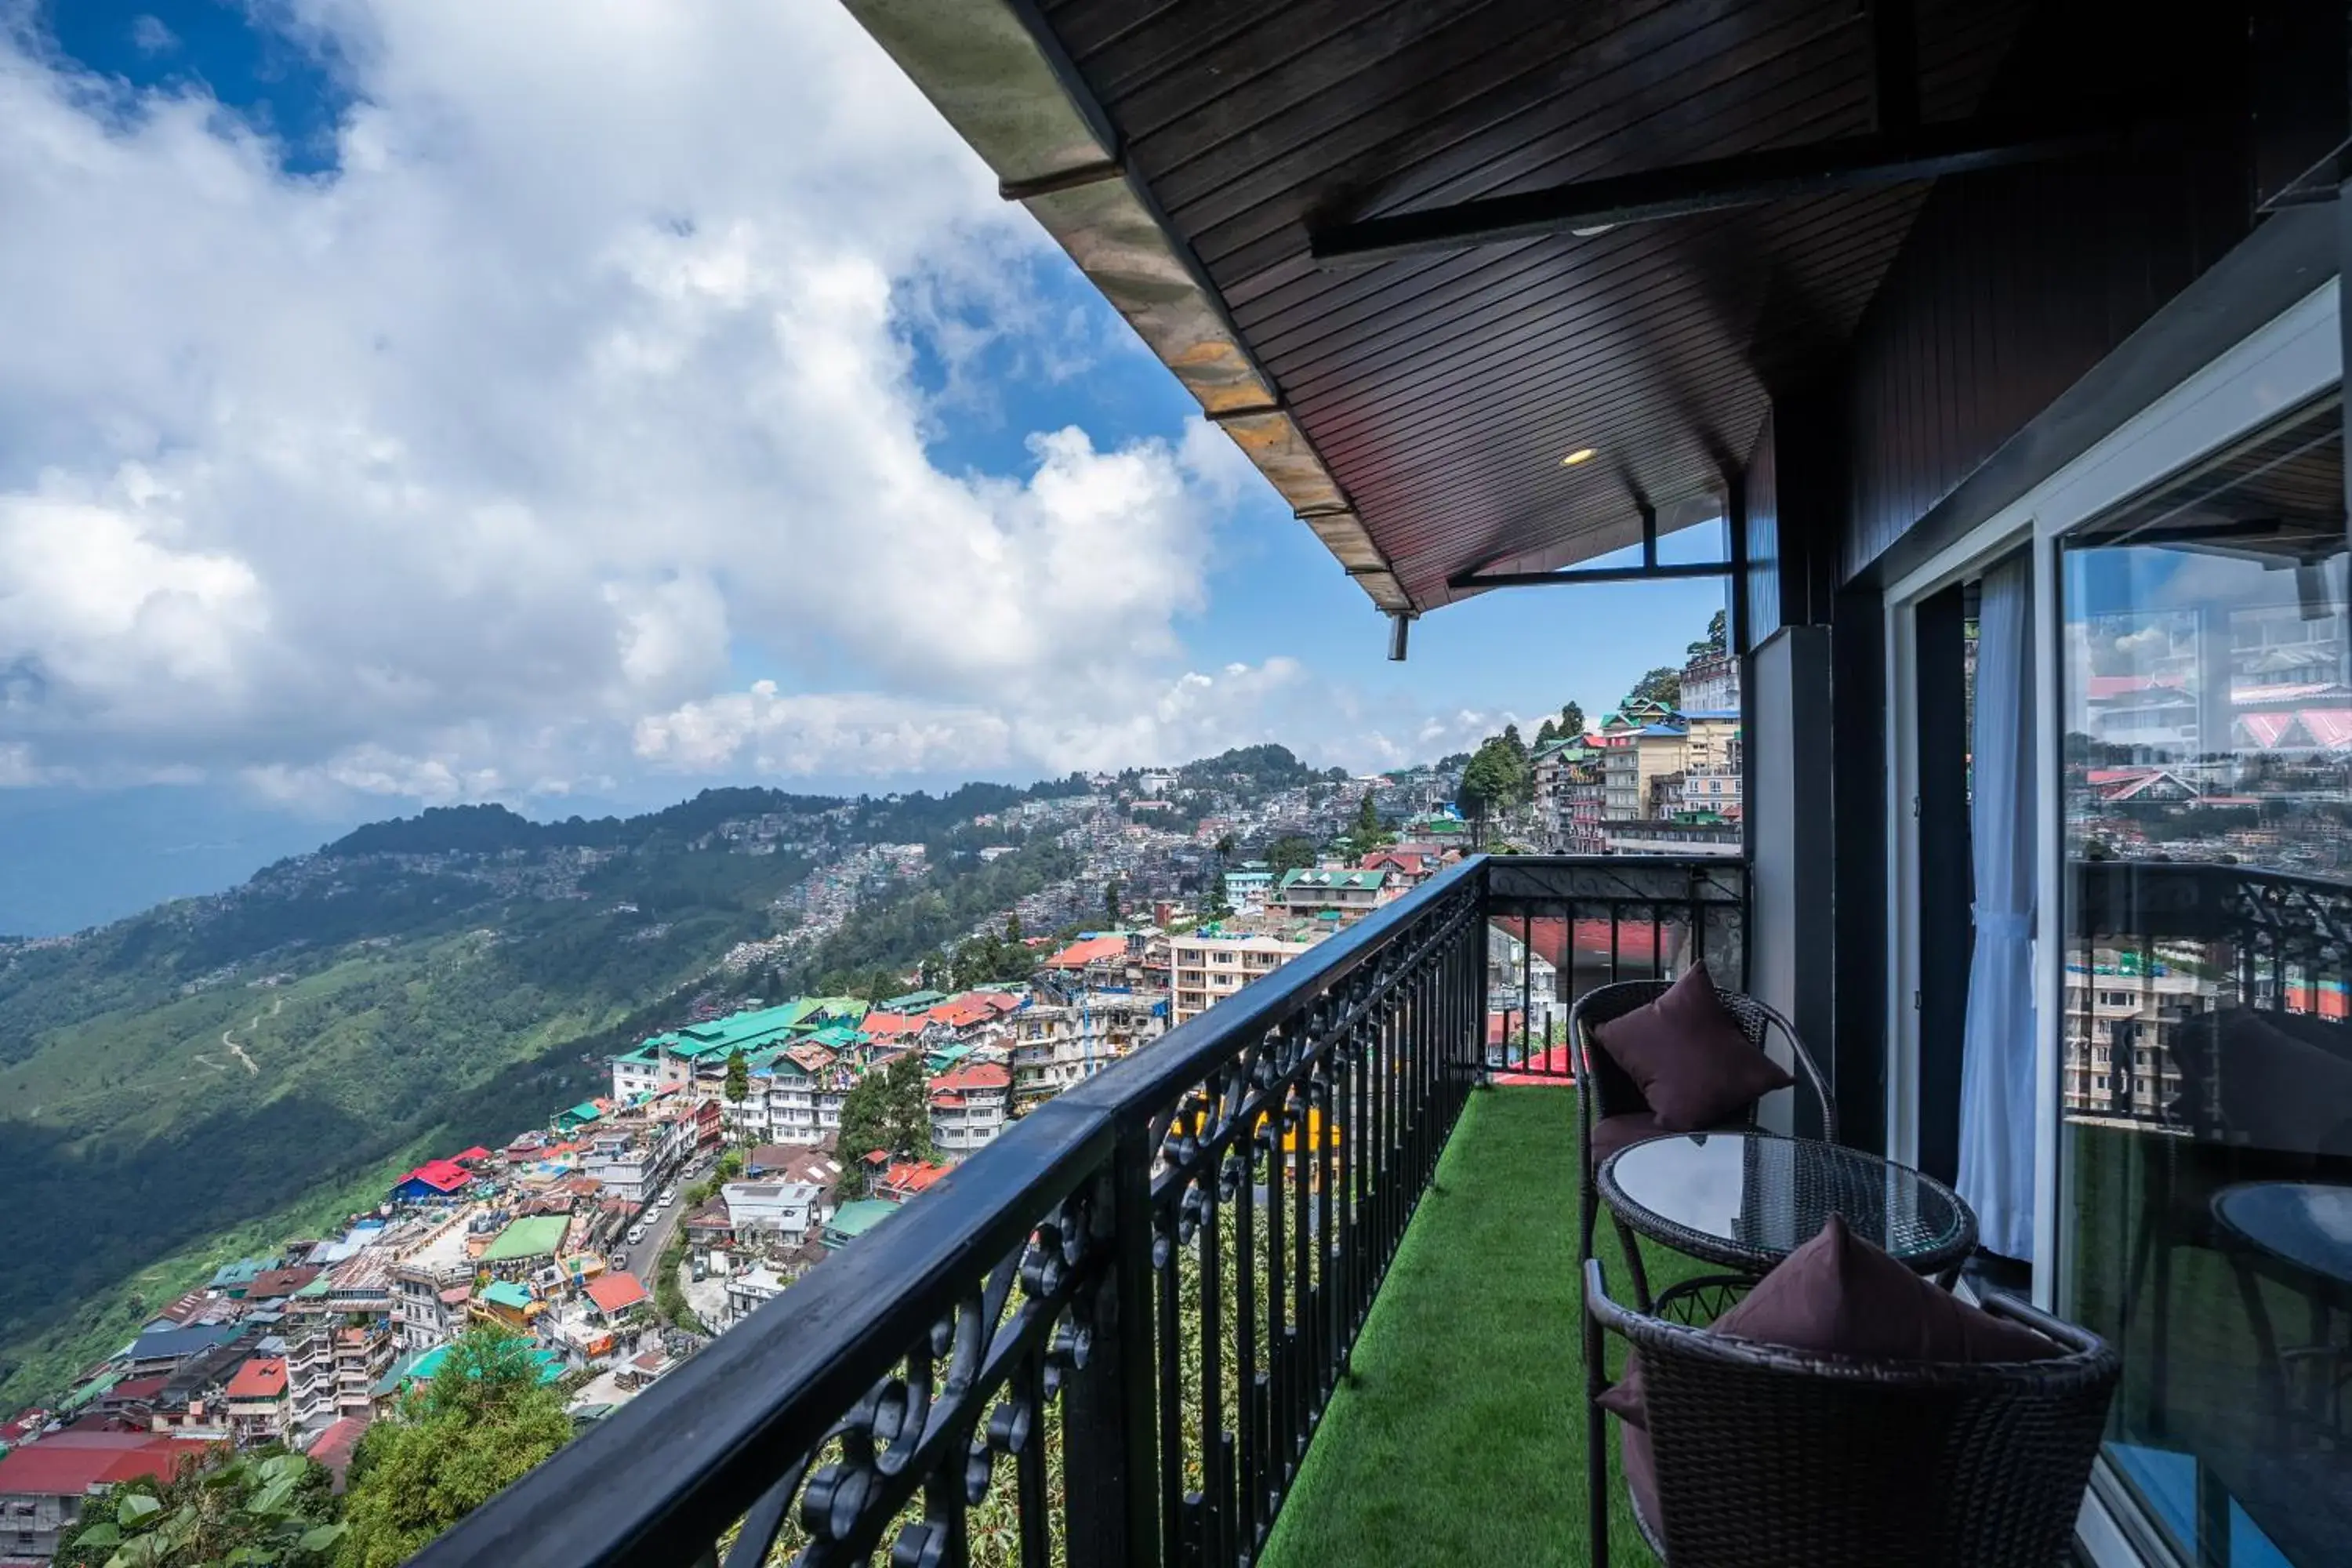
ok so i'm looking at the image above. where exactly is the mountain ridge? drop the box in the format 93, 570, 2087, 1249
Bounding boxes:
0, 745, 1340, 1407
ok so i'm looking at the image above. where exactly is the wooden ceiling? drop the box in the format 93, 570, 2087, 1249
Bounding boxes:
1036, 0, 2031, 610
850, 0, 2041, 614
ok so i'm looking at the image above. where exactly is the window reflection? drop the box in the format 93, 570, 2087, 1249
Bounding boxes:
2058, 400, 2352, 1568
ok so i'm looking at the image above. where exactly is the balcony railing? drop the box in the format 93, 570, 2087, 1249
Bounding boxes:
2067, 858, 2352, 1127
414, 854, 1744, 1568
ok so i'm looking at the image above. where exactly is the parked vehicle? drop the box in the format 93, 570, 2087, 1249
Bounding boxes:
626, 1223, 647, 1245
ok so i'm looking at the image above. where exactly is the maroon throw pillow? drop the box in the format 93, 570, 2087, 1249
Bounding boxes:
1592, 964, 1791, 1131
1598, 1214, 2056, 1429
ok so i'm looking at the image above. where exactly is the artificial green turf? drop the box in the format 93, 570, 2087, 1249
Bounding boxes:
1258, 1083, 1698, 1568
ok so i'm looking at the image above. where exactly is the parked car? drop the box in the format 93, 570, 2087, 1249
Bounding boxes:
626, 1223, 648, 1245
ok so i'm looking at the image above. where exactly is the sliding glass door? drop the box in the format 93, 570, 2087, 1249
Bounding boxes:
2054, 398, 2352, 1567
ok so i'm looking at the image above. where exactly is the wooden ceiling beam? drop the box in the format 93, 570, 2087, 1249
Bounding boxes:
1308, 117, 2136, 267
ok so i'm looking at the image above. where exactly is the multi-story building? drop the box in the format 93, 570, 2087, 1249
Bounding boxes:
2060, 953, 2209, 1118
1561, 753, 1606, 853
281, 1329, 334, 1441
929, 1062, 1013, 1156
1273, 867, 1394, 924
332, 1323, 395, 1424
1168, 931, 1322, 1026
1011, 993, 1167, 1107
1598, 818, 1742, 856
389, 1213, 477, 1353
1222, 862, 1275, 910
580, 1134, 658, 1204
1601, 721, 1705, 827
1682, 764, 1743, 816
221, 1356, 288, 1448
735, 1044, 854, 1147
1681, 648, 1739, 714
720, 1181, 829, 1245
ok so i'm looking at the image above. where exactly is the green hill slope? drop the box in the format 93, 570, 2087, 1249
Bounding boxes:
0, 792, 855, 1406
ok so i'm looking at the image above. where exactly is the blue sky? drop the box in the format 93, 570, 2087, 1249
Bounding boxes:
0, 1, 1725, 927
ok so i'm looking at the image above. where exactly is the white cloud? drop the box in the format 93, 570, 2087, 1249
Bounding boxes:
128, 15, 176, 55
0, 2, 1472, 805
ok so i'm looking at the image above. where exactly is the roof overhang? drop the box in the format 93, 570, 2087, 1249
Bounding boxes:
845, 0, 1410, 612
848, 0, 2053, 617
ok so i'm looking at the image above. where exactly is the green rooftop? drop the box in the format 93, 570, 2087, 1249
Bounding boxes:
636, 1000, 831, 1062
822, 1200, 899, 1248
881, 989, 948, 1011
481, 1280, 535, 1310
482, 1215, 570, 1262
57, 1370, 125, 1414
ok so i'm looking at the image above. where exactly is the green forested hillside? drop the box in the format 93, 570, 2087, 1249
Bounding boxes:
0, 796, 845, 1407
0, 761, 1290, 1409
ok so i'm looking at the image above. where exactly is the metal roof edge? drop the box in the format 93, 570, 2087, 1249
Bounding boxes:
840, 0, 1410, 615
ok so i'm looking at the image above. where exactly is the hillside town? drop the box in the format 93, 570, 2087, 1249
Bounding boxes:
0, 637, 1755, 1563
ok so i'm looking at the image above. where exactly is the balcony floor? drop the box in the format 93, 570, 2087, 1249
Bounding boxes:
1260, 1083, 1701, 1568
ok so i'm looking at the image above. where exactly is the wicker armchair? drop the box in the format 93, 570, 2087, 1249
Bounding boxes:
1585, 1258, 2121, 1566
1570, 978, 1835, 1308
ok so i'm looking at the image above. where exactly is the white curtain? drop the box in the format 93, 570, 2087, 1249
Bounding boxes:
1958, 557, 2037, 1261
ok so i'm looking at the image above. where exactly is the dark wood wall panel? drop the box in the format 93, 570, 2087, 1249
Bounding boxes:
1836, 1, 2254, 583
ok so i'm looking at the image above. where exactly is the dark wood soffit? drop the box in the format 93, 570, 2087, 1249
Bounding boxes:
1040, 0, 2029, 611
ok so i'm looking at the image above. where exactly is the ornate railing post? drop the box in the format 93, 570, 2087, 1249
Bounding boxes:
1061, 1122, 1161, 1568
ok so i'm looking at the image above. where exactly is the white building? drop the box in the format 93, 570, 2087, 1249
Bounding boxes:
1167, 931, 1322, 1026
720, 1181, 829, 1243
388, 1213, 477, 1353
1011, 993, 1166, 1106
724, 1263, 790, 1330
581, 1135, 657, 1204
929, 1062, 1013, 1155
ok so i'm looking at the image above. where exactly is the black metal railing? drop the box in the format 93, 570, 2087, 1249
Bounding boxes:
2067, 858, 2352, 1127
1482, 856, 1748, 1080
411, 855, 1741, 1568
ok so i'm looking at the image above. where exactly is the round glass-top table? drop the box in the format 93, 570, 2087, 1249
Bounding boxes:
1598, 1131, 1977, 1282
2212, 1182, 2352, 1294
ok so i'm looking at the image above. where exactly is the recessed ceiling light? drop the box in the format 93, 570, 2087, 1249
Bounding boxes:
1561, 448, 1596, 466
1570, 223, 1617, 237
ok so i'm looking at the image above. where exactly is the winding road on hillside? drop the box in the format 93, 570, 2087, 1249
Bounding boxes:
213, 994, 283, 1076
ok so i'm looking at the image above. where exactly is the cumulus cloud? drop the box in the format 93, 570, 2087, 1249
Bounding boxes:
0, 2, 1462, 804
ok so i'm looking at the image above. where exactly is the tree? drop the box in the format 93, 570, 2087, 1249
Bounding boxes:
1102, 880, 1122, 926
1347, 791, 1392, 859
336, 1327, 572, 1567
723, 1050, 750, 1105
837, 1052, 935, 1167
1623, 666, 1681, 713
57, 1449, 343, 1568
1264, 835, 1319, 877
1214, 833, 1236, 861
1534, 717, 1559, 746
1004, 913, 1022, 943
1457, 745, 1516, 827
1559, 700, 1585, 739
1687, 608, 1727, 659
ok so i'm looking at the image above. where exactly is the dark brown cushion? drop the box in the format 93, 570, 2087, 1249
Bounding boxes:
1620, 1419, 1661, 1541
1598, 1214, 2056, 1429
2209, 1008, 2352, 1156
1592, 964, 1791, 1131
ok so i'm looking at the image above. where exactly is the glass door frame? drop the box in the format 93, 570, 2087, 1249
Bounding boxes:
1882, 278, 2341, 1566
